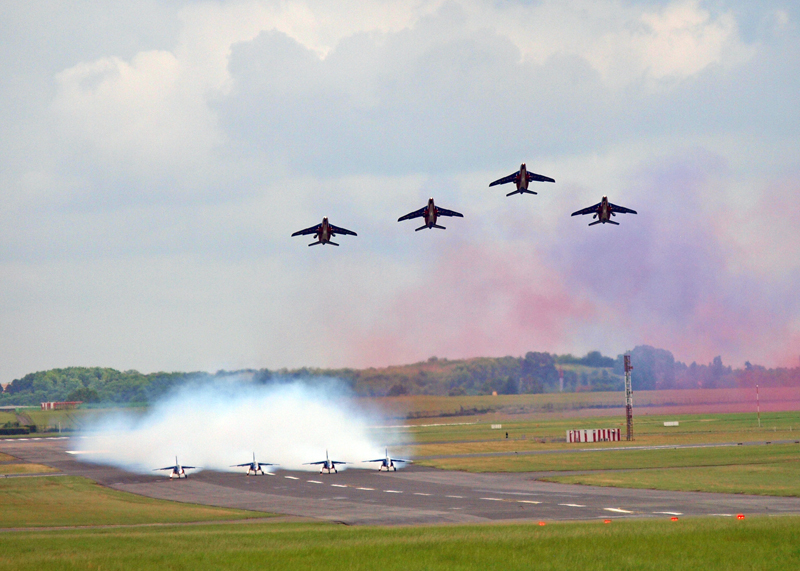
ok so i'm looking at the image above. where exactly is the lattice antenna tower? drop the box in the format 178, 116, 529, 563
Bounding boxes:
624, 354, 633, 441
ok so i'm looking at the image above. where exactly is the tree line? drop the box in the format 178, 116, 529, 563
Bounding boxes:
1, 346, 797, 406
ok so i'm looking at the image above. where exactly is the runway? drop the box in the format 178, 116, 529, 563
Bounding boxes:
3, 437, 800, 526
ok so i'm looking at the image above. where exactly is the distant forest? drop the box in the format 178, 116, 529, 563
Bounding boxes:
1, 345, 798, 406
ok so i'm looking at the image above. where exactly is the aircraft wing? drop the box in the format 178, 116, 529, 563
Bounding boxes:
489, 172, 517, 187
609, 202, 637, 215
231, 463, 252, 467
571, 202, 601, 216
181, 466, 196, 470
362, 458, 385, 463
436, 207, 463, 218
303, 461, 327, 465
329, 224, 357, 236
291, 223, 321, 237
398, 206, 426, 222
154, 466, 178, 471
527, 171, 555, 183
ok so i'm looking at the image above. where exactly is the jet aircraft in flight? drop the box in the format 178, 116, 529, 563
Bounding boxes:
489, 163, 555, 196
571, 196, 637, 226
398, 198, 463, 231
291, 217, 357, 246
362, 448, 411, 472
154, 457, 196, 479
304, 450, 347, 474
231, 453, 276, 476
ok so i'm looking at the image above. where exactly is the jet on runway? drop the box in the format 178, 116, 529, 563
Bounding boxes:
489, 163, 555, 196
363, 448, 411, 472
398, 198, 463, 231
571, 195, 637, 226
231, 453, 276, 476
154, 457, 196, 479
291, 217, 357, 246
304, 450, 347, 474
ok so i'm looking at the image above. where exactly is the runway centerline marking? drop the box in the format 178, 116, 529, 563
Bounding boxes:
307, 480, 324, 484
559, 503, 586, 507
654, 511, 683, 516
413, 493, 431, 496
356, 487, 374, 491
604, 508, 633, 514
711, 513, 733, 517
446, 495, 464, 499
330, 484, 348, 488
384, 490, 402, 493
517, 500, 542, 504
284, 476, 299, 480
480, 497, 504, 501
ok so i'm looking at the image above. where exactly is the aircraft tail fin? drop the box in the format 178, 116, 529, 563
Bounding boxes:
588, 220, 602, 227
506, 189, 521, 197
415, 224, 428, 231
328, 241, 340, 246
433, 224, 446, 230
606, 220, 619, 225
308, 241, 321, 246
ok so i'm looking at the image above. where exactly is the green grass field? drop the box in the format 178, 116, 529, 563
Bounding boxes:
0, 451, 15, 461
0, 517, 798, 570
0, 476, 270, 528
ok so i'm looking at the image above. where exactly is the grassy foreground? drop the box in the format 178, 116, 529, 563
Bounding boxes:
0, 476, 269, 528
1, 517, 798, 570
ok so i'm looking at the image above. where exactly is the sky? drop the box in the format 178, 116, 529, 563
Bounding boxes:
1, 0, 799, 382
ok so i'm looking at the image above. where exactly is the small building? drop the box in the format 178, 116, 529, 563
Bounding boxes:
566, 428, 621, 443
41, 401, 82, 411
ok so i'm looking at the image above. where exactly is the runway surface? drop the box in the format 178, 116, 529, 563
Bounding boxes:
3, 437, 800, 526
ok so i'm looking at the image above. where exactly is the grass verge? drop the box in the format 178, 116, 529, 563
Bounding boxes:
542, 460, 800, 496
417, 443, 800, 473
1, 517, 798, 570
0, 476, 270, 528
0, 463, 60, 475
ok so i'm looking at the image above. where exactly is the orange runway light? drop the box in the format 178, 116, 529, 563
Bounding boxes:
603, 519, 611, 524
538, 521, 546, 526
671, 517, 679, 521
737, 514, 745, 520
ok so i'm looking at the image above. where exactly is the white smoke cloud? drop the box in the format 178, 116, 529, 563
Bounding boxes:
74, 378, 407, 474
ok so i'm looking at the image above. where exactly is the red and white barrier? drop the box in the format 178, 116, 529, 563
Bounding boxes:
566, 428, 621, 443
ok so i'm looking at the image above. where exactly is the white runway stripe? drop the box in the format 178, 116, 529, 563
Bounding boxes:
559, 503, 586, 507
653, 511, 683, 516
480, 497, 504, 501
330, 484, 348, 488
517, 500, 541, 504
356, 487, 374, 491
413, 492, 431, 496
604, 508, 633, 513
284, 476, 299, 480
307, 480, 323, 484
384, 490, 402, 493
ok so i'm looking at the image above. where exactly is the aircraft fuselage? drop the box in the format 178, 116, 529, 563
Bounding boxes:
516, 163, 529, 192
424, 198, 438, 228
596, 196, 612, 223
316, 218, 333, 244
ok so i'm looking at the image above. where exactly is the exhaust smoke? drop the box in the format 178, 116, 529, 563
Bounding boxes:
73, 378, 407, 474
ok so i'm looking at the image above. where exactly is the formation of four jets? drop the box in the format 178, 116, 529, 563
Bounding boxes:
291, 163, 637, 245
155, 448, 409, 479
